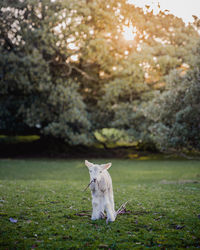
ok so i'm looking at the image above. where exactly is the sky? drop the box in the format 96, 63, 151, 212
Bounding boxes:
127, 0, 200, 23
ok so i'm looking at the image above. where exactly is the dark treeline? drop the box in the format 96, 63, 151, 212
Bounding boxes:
0, 0, 200, 154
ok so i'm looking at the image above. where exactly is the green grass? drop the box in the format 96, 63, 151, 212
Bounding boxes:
0, 159, 200, 249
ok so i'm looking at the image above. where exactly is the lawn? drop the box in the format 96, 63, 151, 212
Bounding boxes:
0, 159, 200, 249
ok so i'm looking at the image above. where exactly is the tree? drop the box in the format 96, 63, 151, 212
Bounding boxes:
0, 0, 199, 148
95, 3, 199, 147
145, 40, 200, 152
0, 0, 92, 145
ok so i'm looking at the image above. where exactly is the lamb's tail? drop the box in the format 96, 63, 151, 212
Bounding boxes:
115, 200, 129, 218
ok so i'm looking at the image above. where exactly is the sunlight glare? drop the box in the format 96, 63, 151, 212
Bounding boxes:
70, 54, 79, 62
124, 50, 129, 55
122, 23, 137, 41
68, 43, 79, 50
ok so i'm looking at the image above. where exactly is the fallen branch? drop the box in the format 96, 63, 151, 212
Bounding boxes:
116, 201, 129, 216
106, 201, 129, 224
83, 179, 94, 192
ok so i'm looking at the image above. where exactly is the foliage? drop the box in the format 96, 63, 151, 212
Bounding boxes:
146, 41, 200, 152
0, 159, 200, 248
0, 0, 200, 150
0, 0, 92, 145
94, 128, 138, 148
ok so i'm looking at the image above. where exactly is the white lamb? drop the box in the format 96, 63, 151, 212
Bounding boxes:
85, 160, 116, 222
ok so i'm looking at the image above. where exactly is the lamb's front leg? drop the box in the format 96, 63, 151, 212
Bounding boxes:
99, 196, 106, 219
91, 194, 101, 220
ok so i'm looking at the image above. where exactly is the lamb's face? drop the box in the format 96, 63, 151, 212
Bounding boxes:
88, 165, 102, 182
85, 160, 112, 182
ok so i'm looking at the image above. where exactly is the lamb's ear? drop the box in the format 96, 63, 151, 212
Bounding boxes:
85, 160, 93, 169
101, 163, 112, 171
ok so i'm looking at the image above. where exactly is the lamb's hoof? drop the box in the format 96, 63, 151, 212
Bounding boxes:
91, 218, 98, 221
91, 216, 98, 220
106, 218, 115, 224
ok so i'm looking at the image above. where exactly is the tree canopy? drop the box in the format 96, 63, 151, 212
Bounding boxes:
0, 0, 200, 152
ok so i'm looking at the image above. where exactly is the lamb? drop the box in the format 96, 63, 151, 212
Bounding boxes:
85, 160, 116, 222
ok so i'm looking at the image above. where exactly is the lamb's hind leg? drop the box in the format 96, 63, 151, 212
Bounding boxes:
104, 194, 115, 222
109, 191, 116, 218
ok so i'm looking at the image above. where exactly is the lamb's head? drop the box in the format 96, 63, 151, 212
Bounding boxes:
85, 160, 112, 182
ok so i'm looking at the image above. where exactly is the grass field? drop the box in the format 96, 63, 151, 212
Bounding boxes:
0, 159, 200, 249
